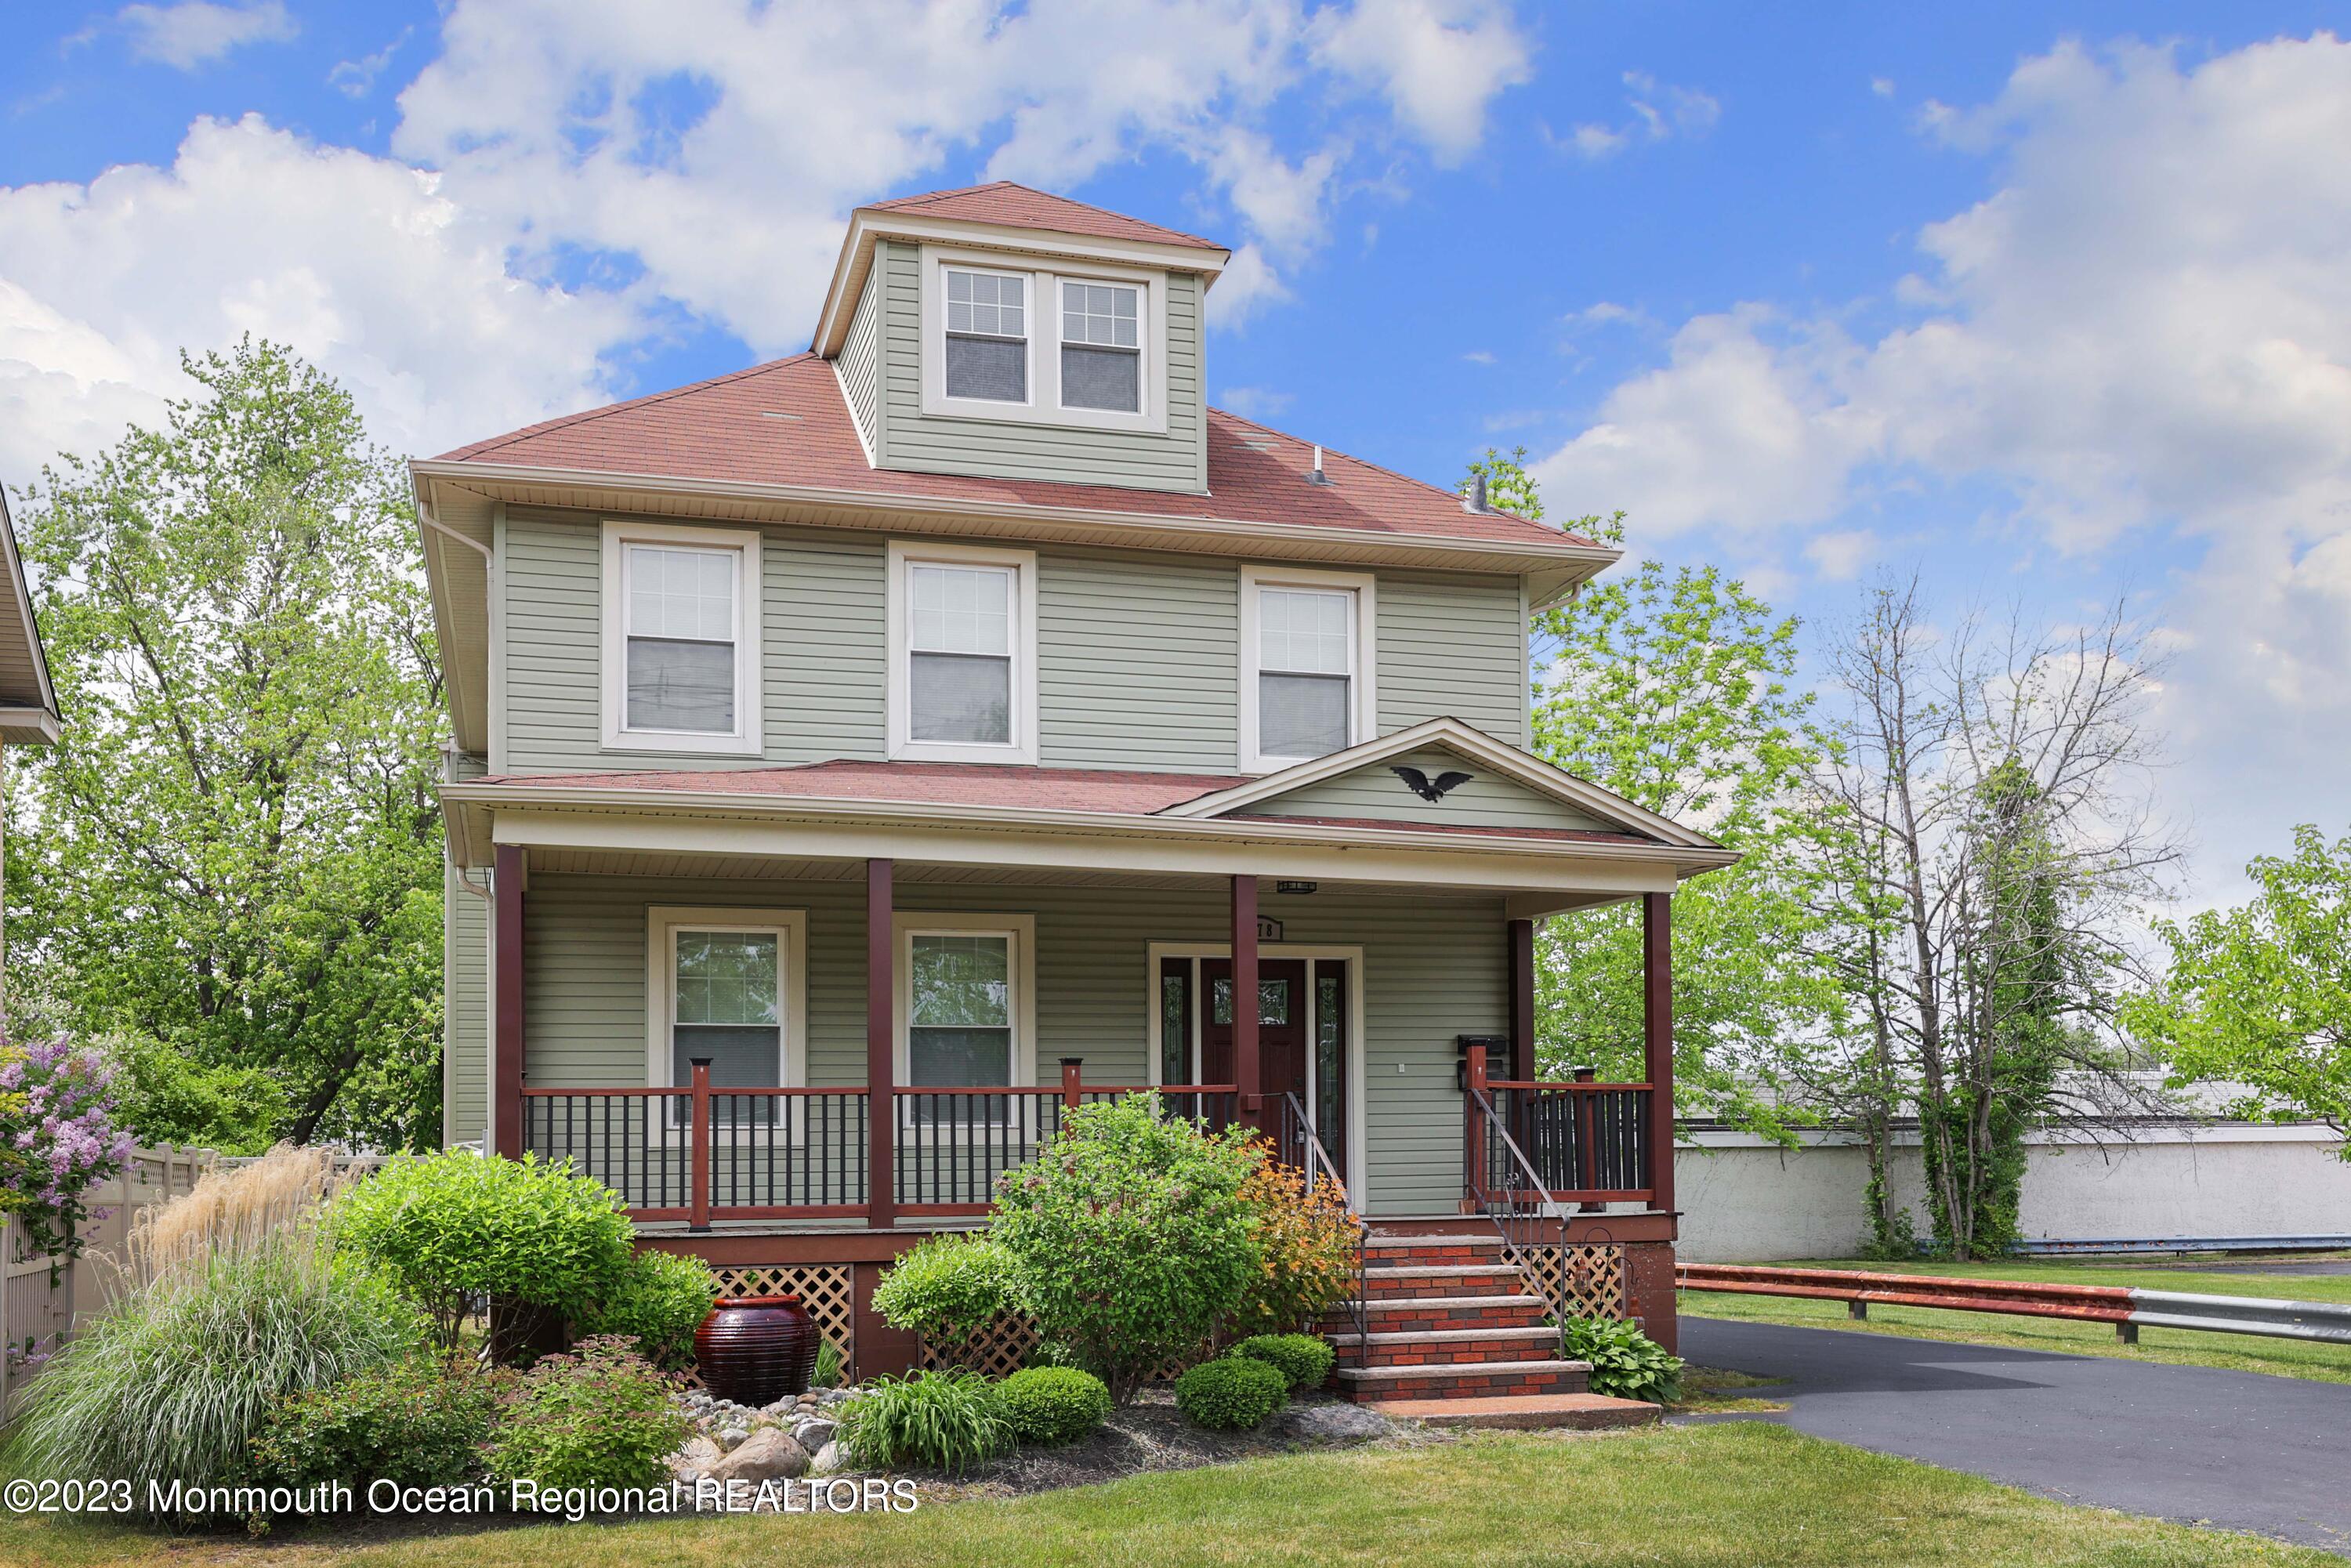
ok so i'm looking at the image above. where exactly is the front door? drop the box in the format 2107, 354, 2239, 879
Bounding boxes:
1201, 958, 1309, 1110
1161, 954, 1349, 1181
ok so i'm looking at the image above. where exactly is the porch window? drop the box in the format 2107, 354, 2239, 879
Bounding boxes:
887, 542, 1038, 764
647, 907, 807, 1124
600, 521, 762, 755
907, 933, 1013, 1087
944, 268, 1028, 403
1240, 567, 1376, 773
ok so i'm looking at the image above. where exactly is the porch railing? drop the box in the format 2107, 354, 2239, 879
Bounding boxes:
1279, 1091, 1369, 1363
1465, 1045, 1655, 1209
522, 1062, 1237, 1227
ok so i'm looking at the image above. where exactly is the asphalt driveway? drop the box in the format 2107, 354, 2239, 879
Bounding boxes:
1680, 1316, 2351, 1555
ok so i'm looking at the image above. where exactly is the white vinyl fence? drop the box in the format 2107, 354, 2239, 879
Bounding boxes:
2, 1144, 212, 1409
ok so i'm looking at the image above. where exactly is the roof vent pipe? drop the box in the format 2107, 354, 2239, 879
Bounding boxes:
1465, 473, 1490, 513
1306, 444, 1332, 485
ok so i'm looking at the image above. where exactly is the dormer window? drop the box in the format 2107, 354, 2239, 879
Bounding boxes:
1060, 281, 1139, 413
922, 247, 1165, 433
944, 268, 1028, 403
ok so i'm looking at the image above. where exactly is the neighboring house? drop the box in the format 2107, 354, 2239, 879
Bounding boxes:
415, 183, 1733, 1414
0, 485, 63, 998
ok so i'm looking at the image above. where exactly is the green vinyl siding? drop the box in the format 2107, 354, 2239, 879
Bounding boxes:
1245, 748, 1613, 833
1039, 549, 1238, 770
442, 858, 488, 1147
837, 264, 883, 458
875, 241, 1208, 494
516, 875, 1503, 1215
1378, 570, 1527, 744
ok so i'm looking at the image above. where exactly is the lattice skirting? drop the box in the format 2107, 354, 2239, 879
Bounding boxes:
709, 1264, 857, 1371
918, 1313, 1202, 1384
1504, 1243, 1628, 1322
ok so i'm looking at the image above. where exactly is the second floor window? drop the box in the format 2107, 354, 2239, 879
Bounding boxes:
887, 541, 1038, 765
601, 520, 762, 755
1241, 567, 1376, 772
944, 268, 1027, 403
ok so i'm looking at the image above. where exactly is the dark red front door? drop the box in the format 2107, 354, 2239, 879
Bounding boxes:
1200, 958, 1309, 1108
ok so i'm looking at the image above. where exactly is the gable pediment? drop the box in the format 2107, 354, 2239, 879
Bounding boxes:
1162, 718, 1719, 848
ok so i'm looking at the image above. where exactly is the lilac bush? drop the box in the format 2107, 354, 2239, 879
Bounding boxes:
0, 1037, 134, 1266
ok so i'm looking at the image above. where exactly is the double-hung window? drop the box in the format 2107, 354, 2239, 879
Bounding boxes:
1060, 281, 1139, 413
896, 913, 1035, 1120
601, 521, 762, 755
647, 908, 806, 1126
887, 541, 1038, 763
1241, 566, 1377, 772
943, 268, 1028, 404
923, 249, 1162, 432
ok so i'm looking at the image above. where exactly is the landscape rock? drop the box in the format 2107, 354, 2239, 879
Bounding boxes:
811, 1439, 851, 1476
1277, 1401, 1394, 1443
667, 1435, 722, 1482
717, 1424, 751, 1450
792, 1417, 839, 1453
708, 1427, 810, 1484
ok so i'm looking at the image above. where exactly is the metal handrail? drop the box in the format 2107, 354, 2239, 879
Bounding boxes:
1463, 1079, 1579, 1320
1279, 1092, 1370, 1367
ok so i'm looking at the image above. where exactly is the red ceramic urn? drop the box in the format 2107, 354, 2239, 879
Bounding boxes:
694, 1295, 821, 1406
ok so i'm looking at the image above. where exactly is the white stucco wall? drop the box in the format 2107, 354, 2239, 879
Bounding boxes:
1675, 1124, 2351, 1262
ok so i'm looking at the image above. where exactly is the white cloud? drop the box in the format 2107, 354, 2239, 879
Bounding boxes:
1218, 385, 1294, 418
0, 114, 633, 476
1310, 0, 1532, 164
329, 28, 411, 99
1564, 69, 1719, 161
1462, 349, 1496, 364
119, 1, 295, 70
1534, 32, 2351, 902
1803, 528, 1877, 581
1204, 243, 1290, 328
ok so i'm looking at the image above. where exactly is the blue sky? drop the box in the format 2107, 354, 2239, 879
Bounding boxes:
3, 2, 2347, 911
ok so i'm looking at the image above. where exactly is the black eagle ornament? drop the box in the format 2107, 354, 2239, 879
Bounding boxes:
1392, 766, 1473, 802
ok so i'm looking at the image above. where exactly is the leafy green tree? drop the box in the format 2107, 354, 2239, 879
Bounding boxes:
6, 339, 445, 1150
2126, 824, 2351, 1151
1476, 452, 1842, 1138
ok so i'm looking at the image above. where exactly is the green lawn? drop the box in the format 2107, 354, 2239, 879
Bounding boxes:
1682, 1255, 2351, 1384
2, 1424, 2328, 1568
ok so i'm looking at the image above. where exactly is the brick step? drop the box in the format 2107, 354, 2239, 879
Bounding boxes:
1330, 1326, 1566, 1367
1332, 1357, 1592, 1403
1323, 1295, 1553, 1334
1369, 1392, 1660, 1432
1366, 1233, 1508, 1267
1361, 1265, 1531, 1300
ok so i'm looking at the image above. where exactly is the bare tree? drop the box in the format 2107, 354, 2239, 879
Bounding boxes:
1807, 577, 2181, 1258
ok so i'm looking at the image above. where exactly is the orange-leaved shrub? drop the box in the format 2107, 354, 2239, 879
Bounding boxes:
1231, 1136, 1360, 1335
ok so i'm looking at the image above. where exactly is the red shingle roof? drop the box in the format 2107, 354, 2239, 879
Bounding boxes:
866, 182, 1224, 252
475, 759, 1246, 814
434, 355, 1589, 549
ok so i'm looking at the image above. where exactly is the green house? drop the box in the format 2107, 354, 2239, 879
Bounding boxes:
416, 183, 1730, 1417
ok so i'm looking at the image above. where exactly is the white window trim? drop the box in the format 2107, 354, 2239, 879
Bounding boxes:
1238, 564, 1378, 774
894, 911, 1038, 1088
600, 520, 763, 756
886, 539, 1040, 765
1143, 941, 1367, 1208
643, 906, 809, 1099
919, 245, 1166, 434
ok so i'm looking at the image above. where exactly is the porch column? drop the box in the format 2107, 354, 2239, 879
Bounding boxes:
1506, 918, 1536, 1082
492, 844, 525, 1160
1230, 874, 1260, 1130
867, 858, 896, 1229
1643, 891, 1675, 1213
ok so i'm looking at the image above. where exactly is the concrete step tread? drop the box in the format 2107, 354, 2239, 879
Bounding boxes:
1364, 1263, 1523, 1276
1369, 1392, 1659, 1431
1353, 1293, 1546, 1310
1334, 1356, 1592, 1382
1329, 1325, 1563, 1346
1367, 1233, 1506, 1250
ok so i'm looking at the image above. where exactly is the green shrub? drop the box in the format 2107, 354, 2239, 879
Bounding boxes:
990, 1095, 1259, 1400
248, 1360, 499, 1501
1172, 1355, 1288, 1430
813, 1338, 845, 1388
870, 1232, 1018, 1340
1231, 1333, 1335, 1393
486, 1336, 688, 1491
837, 1369, 1011, 1474
997, 1366, 1110, 1446
572, 1248, 717, 1371
1563, 1316, 1683, 1404
335, 1151, 634, 1356
5, 1226, 423, 1518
